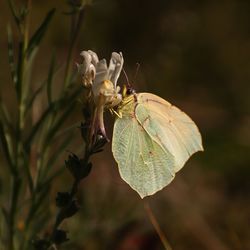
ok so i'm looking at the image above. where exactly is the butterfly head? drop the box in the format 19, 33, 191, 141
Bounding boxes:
122, 84, 136, 98
121, 68, 137, 98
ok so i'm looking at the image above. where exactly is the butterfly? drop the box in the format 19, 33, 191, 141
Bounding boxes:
112, 88, 203, 198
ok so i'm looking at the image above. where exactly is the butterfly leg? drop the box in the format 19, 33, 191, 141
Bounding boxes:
109, 108, 122, 118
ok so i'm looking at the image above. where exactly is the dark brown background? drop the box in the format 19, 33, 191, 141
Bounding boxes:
0, 0, 250, 249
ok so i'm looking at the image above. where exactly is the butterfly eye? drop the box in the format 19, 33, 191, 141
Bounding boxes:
126, 87, 135, 95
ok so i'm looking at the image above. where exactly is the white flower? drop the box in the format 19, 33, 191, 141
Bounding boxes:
78, 50, 123, 107
78, 50, 124, 139
77, 50, 99, 87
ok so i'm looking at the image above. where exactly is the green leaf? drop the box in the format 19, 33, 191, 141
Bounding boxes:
47, 52, 56, 105
16, 41, 24, 99
7, 0, 20, 28
21, 147, 34, 193
24, 83, 45, 118
24, 63, 62, 118
7, 24, 17, 86
44, 102, 76, 146
25, 86, 82, 151
0, 99, 14, 133
42, 87, 83, 148
26, 8, 56, 58
22, 47, 38, 107
0, 121, 16, 176
24, 105, 53, 152
25, 183, 51, 229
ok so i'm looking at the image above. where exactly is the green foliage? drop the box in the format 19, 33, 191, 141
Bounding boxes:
26, 8, 55, 58
0, 1, 91, 249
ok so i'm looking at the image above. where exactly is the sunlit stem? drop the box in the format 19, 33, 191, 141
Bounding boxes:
94, 103, 108, 139
97, 105, 107, 138
143, 201, 172, 250
89, 106, 97, 149
89, 94, 109, 146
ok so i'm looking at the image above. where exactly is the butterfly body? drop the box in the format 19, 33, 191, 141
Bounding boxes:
112, 92, 203, 198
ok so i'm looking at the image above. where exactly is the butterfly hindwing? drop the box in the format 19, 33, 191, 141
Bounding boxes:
112, 103, 175, 198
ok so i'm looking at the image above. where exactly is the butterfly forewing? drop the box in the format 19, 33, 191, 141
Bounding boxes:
136, 93, 203, 172
112, 99, 175, 198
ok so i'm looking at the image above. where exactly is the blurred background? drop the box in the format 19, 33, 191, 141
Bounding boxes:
1, 0, 250, 249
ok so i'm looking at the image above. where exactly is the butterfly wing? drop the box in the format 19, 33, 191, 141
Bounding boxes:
112, 104, 175, 198
136, 93, 203, 172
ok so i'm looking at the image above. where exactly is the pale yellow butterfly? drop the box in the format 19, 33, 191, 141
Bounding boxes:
112, 89, 203, 198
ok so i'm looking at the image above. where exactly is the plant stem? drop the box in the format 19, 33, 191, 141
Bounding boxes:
51, 179, 78, 237
51, 150, 90, 237
24, 0, 31, 50
7, 42, 24, 250
50, 96, 94, 233
8, 177, 21, 250
143, 201, 172, 250
8, 1, 32, 248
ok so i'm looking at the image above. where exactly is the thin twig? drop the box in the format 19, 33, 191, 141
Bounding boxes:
143, 201, 173, 250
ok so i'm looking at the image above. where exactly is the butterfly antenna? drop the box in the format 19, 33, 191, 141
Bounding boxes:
122, 68, 131, 88
133, 62, 140, 83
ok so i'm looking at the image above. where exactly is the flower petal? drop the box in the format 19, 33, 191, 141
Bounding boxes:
87, 50, 99, 66
108, 52, 124, 87
79, 51, 98, 87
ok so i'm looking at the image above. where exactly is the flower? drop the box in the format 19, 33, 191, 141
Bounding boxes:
77, 50, 124, 139
77, 50, 99, 87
